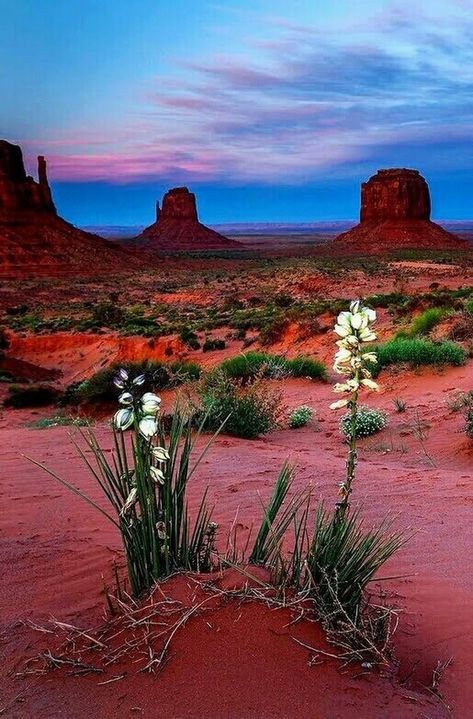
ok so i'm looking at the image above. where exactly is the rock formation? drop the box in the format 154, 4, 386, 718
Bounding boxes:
0, 141, 56, 222
0, 140, 145, 276
133, 187, 239, 251
334, 169, 466, 252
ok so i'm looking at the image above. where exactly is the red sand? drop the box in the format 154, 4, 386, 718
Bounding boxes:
2, 365, 473, 717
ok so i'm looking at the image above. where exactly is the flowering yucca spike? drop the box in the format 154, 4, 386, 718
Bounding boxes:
330, 301, 380, 517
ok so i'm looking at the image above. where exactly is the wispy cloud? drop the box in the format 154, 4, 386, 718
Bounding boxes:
26, 3, 473, 184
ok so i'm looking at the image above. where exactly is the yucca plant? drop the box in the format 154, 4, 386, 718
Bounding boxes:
305, 505, 405, 623
29, 368, 221, 597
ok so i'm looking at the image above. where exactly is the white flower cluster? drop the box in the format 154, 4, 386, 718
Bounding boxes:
340, 406, 387, 439
331, 300, 379, 410
113, 368, 162, 439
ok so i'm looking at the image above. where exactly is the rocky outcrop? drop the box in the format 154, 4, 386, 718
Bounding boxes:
133, 187, 239, 251
0, 141, 56, 221
0, 140, 146, 276
334, 169, 466, 253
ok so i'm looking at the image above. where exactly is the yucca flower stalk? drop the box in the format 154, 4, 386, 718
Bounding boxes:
330, 301, 379, 518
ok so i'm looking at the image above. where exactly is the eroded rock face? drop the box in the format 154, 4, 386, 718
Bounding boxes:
134, 186, 239, 251
0, 140, 56, 221
360, 169, 430, 222
161, 187, 198, 222
334, 168, 465, 253
0, 139, 147, 277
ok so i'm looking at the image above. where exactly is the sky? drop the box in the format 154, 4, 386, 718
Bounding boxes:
1, 0, 472, 224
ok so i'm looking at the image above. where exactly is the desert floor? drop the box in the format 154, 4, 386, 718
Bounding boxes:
1, 244, 473, 718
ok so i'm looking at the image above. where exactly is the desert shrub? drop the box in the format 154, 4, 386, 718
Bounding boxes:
340, 406, 387, 439
219, 352, 288, 381
289, 405, 313, 428
179, 326, 200, 350
91, 302, 124, 328
392, 397, 407, 413
219, 352, 326, 383
200, 372, 283, 439
305, 505, 404, 622
285, 356, 327, 380
408, 307, 447, 336
28, 415, 92, 429
365, 337, 466, 376
202, 337, 226, 352
448, 390, 473, 439
4, 384, 59, 408
465, 406, 473, 439
68, 361, 200, 404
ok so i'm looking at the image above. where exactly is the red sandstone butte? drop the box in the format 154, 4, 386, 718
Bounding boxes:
133, 187, 240, 251
334, 168, 466, 253
0, 140, 144, 277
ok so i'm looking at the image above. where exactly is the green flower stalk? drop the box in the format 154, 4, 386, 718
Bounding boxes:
330, 301, 379, 518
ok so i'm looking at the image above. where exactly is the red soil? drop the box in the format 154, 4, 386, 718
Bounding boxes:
2, 364, 473, 717
5, 333, 187, 385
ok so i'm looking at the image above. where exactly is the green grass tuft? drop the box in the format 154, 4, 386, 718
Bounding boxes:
364, 337, 465, 376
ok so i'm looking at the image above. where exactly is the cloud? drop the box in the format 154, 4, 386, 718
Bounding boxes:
25, 3, 473, 185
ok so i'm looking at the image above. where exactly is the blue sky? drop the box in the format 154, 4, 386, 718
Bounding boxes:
2, 0, 472, 223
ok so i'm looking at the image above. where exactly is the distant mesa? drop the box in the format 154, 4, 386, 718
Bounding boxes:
334, 168, 466, 252
132, 187, 240, 251
0, 140, 144, 276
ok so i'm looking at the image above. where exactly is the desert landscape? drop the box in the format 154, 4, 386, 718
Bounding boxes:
1, 2, 473, 718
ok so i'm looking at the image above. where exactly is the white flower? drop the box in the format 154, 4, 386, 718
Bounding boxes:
330, 398, 349, 410
359, 328, 377, 342
152, 446, 170, 462
114, 408, 134, 431
360, 378, 379, 390
141, 392, 161, 416
150, 466, 165, 484
139, 416, 158, 439
133, 374, 146, 386
118, 391, 133, 405
334, 323, 352, 338
118, 368, 129, 380
350, 312, 364, 330
363, 352, 378, 364
350, 300, 361, 314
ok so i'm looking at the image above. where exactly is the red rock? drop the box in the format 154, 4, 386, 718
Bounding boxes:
0, 141, 56, 221
133, 186, 239, 251
334, 168, 466, 253
0, 140, 146, 277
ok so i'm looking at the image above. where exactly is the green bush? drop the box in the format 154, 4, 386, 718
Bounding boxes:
200, 372, 283, 439
202, 337, 226, 352
68, 360, 200, 404
340, 406, 387, 439
4, 384, 59, 408
219, 352, 326, 382
285, 356, 327, 380
219, 352, 288, 381
365, 337, 466, 376
288, 405, 313, 428
408, 307, 447, 336
91, 302, 124, 328
179, 326, 200, 350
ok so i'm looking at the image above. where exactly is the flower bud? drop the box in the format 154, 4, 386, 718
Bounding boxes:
114, 408, 134, 431
141, 392, 161, 416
